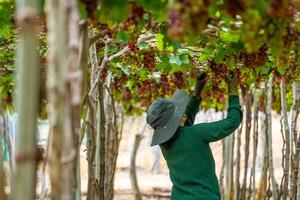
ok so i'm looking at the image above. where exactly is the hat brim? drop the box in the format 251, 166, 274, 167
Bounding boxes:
150, 90, 189, 146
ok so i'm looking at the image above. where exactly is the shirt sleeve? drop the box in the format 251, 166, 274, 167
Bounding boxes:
184, 96, 201, 127
194, 95, 243, 142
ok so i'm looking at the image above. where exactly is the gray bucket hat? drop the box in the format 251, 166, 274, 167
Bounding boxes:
146, 90, 189, 146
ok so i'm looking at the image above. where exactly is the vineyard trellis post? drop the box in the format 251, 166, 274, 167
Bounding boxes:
12, 0, 40, 199
249, 87, 259, 199
130, 123, 146, 200
0, 114, 6, 200
266, 76, 278, 199
234, 94, 243, 200
280, 76, 291, 199
241, 91, 252, 200
45, 0, 82, 198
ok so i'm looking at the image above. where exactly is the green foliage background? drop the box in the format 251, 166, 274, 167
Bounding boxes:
1, 0, 300, 115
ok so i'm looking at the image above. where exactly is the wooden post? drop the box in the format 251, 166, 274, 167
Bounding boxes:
266, 76, 278, 199
45, 0, 71, 198
250, 87, 259, 199
12, 0, 40, 199
0, 115, 6, 200
280, 77, 291, 199
130, 132, 144, 200
241, 92, 252, 200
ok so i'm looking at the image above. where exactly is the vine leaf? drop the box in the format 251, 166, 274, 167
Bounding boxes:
116, 29, 129, 43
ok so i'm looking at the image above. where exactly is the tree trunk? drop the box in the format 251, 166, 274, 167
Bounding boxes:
86, 31, 98, 199
234, 121, 243, 200
266, 76, 278, 199
241, 92, 252, 200
45, 0, 76, 198
280, 77, 291, 199
130, 132, 144, 200
74, 20, 88, 200
291, 82, 300, 199
12, 0, 40, 199
0, 115, 7, 200
256, 86, 267, 200
96, 83, 106, 200
250, 88, 259, 199
3, 113, 12, 170
220, 139, 225, 200
220, 110, 226, 199
67, 0, 81, 199
86, 106, 97, 200
225, 133, 234, 200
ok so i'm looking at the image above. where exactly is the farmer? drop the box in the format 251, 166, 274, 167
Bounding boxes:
146, 72, 243, 200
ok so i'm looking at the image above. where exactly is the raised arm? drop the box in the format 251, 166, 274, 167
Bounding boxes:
196, 71, 242, 142
184, 72, 207, 126
198, 95, 243, 142
184, 96, 201, 126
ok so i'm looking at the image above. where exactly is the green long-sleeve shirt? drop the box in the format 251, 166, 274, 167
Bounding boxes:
160, 95, 243, 200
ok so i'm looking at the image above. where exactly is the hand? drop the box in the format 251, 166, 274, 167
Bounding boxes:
225, 71, 239, 96
193, 72, 207, 99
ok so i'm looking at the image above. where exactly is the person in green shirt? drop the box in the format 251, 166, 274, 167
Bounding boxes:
146, 72, 243, 200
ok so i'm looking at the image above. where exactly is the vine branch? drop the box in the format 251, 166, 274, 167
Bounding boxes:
88, 34, 156, 99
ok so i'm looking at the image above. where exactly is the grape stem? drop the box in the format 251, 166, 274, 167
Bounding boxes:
88, 34, 156, 99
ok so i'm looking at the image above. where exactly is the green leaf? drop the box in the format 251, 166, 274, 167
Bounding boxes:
116, 29, 129, 43
220, 30, 240, 43
215, 47, 226, 63
199, 47, 213, 61
98, 0, 130, 23
157, 55, 172, 73
155, 33, 164, 51
169, 54, 182, 65
136, 0, 166, 21
138, 42, 148, 50
180, 54, 189, 64
277, 65, 287, 75
108, 45, 119, 54
256, 65, 270, 75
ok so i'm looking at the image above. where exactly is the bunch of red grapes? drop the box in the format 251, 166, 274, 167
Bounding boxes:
143, 52, 156, 71
111, 74, 128, 92
268, 0, 296, 18
241, 44, 268, 68
223, 0, 245, 17
159, 74, 170, 95
172, 71, 186, 89
122, 87, 132, 101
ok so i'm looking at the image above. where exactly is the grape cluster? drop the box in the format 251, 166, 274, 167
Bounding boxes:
202, 61, 229, 99
122, 87, 132, 101
223, 0, 245, 17
172, 71, 186, 89
268, 0, 296, 18
143, 52, 156, 71
159, 74, 170, 95
235, 68, 247, 96
209, 61, 228, 77
111, 74, 128, 91
241, 45, 268, 68
137, 80, 160, 107
137, 80, 149, 98
128, 43, 139, 52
